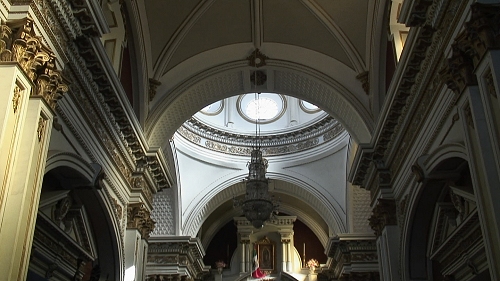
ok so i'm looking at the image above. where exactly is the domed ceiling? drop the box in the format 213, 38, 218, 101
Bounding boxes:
179, 93, 346, 157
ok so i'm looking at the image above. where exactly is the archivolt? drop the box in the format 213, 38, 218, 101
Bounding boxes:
146, 60, 373, 151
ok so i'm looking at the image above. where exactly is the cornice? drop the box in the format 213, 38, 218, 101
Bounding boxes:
325, 234, 378, 279
351, 0, 468, 192
179, 116, 345, 156
28, 0, 173, 198
147, 237, 210, 280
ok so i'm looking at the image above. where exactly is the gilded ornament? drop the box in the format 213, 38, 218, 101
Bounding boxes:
12, 85, 22, 113
37, 117, 46, 142
0, 18, 68, 111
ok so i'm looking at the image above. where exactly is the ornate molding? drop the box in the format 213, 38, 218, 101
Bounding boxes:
402, 0, 433, 27
179, 116, 344, 156
147, 238, 210, 280
440, 3, 500, 95
369, 199, 397, 237
37, 117, 46, 142
464, 3, 500, 66
325, 235, 378, 279
246, 48, 268, 68
12, 85, 22, 113
127, 203, 155, 239
440, 33, 477, 95
0, 18, 68, 111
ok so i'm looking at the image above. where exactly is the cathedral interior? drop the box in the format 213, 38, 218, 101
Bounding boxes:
1, 0, 500, 280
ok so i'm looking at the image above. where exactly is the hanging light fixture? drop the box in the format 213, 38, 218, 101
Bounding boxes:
234, 67, 279, 229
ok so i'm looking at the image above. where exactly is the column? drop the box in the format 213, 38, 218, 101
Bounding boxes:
286, 241, 292, 271
240, 241, 247, 273
370, 198, 400, 281
247, 242, 253, 273
0, 18, 68, 280
126, 203, 155, 281
281, 240, 287, 272
226, 96, 237, 128
288, 97, 299, 127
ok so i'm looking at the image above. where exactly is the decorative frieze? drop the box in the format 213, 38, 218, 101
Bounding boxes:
180, 116, 344, 156
369, 199, 397, 237
0, 18, 68, 111
127, 203, 155, 239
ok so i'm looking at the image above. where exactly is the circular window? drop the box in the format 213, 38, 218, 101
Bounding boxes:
246, 97, 278, 120
237, 93, 286, 124
300, 100, 321, 113
200, 100, 223, 115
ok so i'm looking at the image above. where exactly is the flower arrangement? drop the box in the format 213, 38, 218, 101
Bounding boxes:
215, 260, 227, 269
306, 259, 319, 268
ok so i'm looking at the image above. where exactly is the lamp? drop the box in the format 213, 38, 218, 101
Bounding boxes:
234, 73, 279, 229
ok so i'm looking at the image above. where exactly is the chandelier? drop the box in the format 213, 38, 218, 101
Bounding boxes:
234, 84, 279, 229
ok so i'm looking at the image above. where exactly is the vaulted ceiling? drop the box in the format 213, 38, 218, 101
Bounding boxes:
124, 0, 386, 147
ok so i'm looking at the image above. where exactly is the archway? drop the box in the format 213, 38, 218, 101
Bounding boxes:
28, 153, 121, 280
404, 152, 487, 280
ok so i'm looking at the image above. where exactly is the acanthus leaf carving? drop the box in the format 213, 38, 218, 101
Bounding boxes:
127, 203, 155, 239
0, 18, 68, 111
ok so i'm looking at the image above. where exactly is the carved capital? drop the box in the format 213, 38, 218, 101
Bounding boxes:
0, 18, 68, 111
369, 199, 397, 236
465, 3, 500, 67
127, 203, 155, 239
440, 34, 477, 95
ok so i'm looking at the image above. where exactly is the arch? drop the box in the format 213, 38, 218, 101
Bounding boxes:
402, 149, 469, 280
33, 152, 122, 280
146, 54, 373, 149
182, 174, 345, 239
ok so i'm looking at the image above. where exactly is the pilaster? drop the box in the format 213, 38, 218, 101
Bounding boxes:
0, 17, 67, 280
440, 3, 500, 279
369, 199, 400, 281
126, 203, 155, 281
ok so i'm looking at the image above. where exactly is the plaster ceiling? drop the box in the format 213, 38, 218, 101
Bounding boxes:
143, 0, 368, 74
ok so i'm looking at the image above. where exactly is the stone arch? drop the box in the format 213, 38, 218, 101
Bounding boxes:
146, 60, 373, 149
182, 173, 345, 240
403, 145, 470, 280
30, 152, 122, 280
